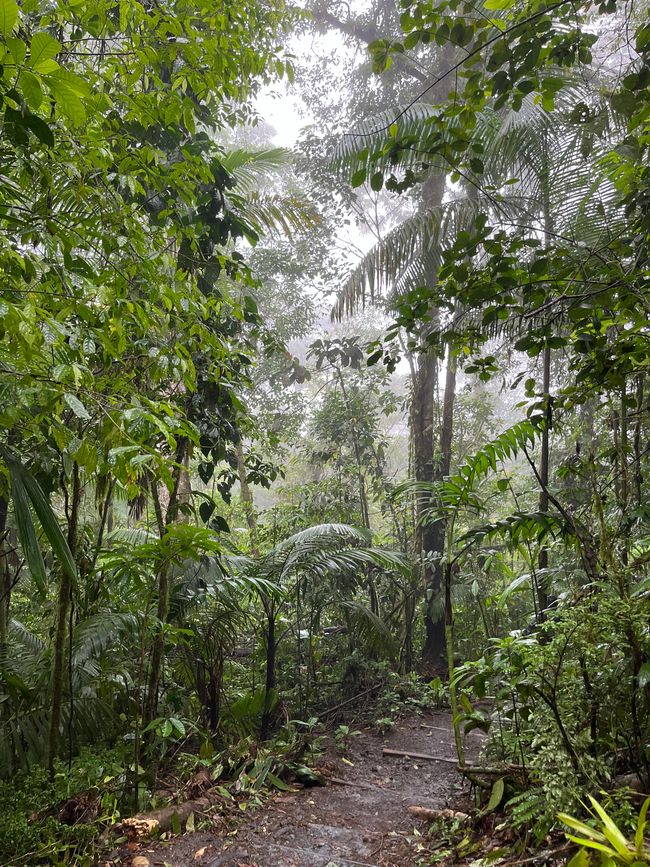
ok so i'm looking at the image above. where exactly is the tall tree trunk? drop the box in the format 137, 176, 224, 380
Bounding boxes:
48, 461, 80, 774
422, 350, 457, 667
537, 135, 554, 614
411, 349, 436, 638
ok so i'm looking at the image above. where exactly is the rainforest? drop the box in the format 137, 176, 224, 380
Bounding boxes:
0, 0, 648, 863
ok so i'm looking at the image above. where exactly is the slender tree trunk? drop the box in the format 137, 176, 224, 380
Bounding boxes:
401, 581, 416, 673
620, 381, 630, 568
86, 478, 115, 612
260, 599, 276, 740
208, 652, 223, 733
236, 438, 259, 556
444, 555, 464, 767
334, 369, 371, 529
537, 344, 551, 613
48, 461, 80, 774
150, 478, 165, 540
633, 375, 644, 508
0, 495, 9, 647
144, 437, 187, 728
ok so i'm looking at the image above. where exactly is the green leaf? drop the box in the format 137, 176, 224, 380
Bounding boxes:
565, 836, 618, 858
7, 457, 47, 596
3, 453, 78, 582
351, 168, 367, 188
635, 797, 649, 853
559, 813, 607, 843
267, 772, 291, 791
45, 77, 86, 125
370, 171, 384, 192
635, 23, 650, 52
29, 32, 61, 72
170, 811, 181, 835
567, 849, 590, 867
0, 0, 18, 36
587, 797, 630, 858
18, 70, 43, 110
170, 717, 186, 736
64, 393, 91, 420
185, 811, 195, 832
22, 112, 54, 146
637, 663, 650, 689
484, 778, 505, 813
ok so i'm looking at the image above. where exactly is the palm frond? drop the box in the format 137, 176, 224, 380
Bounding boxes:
72, 613, 139, 667
332, 196, 490, 320
332, 103, 442, 178
221, 147, 290, 192
339, 601, 397, 659
8, 619, 45, 656
230, 191, 321, 237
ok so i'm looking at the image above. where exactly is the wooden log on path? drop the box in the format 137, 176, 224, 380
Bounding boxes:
382, 748, 458, 764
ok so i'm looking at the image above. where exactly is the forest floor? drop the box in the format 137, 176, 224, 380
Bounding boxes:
118, 711, 486, 867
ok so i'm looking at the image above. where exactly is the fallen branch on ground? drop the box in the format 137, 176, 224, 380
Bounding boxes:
460, 763, 527, 790
407, 806, 470, 821
321, 683, 382, 717
382, 748, 458, 763
329, 776, 386, 791
502, 844, 573, 864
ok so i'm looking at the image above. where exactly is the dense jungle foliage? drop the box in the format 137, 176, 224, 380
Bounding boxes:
0, 0, 648, 860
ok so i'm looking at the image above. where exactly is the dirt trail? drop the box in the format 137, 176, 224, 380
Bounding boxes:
133, 711, 484, 867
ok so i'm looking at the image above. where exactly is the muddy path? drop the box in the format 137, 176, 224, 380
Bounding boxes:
126, 711, 484, 867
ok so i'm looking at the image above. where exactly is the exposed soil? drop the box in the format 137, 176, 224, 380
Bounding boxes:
119, 711, 485, 867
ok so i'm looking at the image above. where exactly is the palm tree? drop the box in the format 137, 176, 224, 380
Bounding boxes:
0, 612, 138, 776
227, 523, 408, 738
330, 79, 623, 663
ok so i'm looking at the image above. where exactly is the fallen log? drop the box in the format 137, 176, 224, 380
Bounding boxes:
382, 748, 458, 764
407, 806, 470, 822
116, 790, 224, 840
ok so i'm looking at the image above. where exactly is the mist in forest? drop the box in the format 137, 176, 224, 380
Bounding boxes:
0, 0, 647, 862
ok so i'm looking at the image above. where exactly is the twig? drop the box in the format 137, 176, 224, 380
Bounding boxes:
507, 844, 573, 864
321, 683, 382, 717
329, 776, 395, 792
